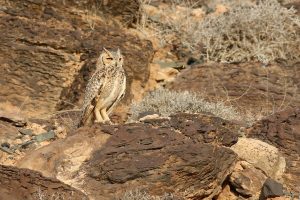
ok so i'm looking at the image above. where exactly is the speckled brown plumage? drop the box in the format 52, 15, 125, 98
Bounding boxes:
78, 48, 126, 127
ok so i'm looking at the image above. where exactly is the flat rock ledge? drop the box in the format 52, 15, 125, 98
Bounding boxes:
17, 113, 240, 199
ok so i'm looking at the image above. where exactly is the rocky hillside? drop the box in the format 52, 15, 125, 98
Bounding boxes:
0, 0, 153, 121
0, 0, 299, 199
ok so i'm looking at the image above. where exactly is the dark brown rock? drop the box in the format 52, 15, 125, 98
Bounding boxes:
259, 178, 284, 200
0, 0, 153, 121
167, 63, 300, 118
85, 125, 237, 199
97, 0, 141, 25
247, 108, 300, 189
0, 164, 87, 200
17, 113, 239, 199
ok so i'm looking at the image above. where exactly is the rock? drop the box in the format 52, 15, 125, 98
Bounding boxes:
229, 161, 267, 198
166, 62, 300, 118
155, 67, 179, 83
18, 128, 33, 136
17, 113, 239, 199
0, 146, 14, 154
20, 140, 35, 149
0, 164, 87, 200
216, 185, 239, 200
0, 0, 153, 121
247, 108, 300, 189
34, 130, 55, 142
0, 116, 26, 127
267, 197, 289, 200
139, 113, 161, 121
0, 120, 20, 144
96, 0, 141, 25
231, 138, 286, 180
259, 178, 284, 200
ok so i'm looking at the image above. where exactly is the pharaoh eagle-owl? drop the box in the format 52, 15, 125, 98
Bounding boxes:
78, 48, 126, 127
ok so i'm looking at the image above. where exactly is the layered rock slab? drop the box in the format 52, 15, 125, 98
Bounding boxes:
167, 62, 300, 116
17, 114, 239, 199
247, 108, 300, 190
0, 164, 87, 200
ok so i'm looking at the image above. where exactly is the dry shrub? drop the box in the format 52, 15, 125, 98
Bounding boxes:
129, 88, 240, 122
137, 0, 203, 49
138, 0, 300, 64
117, 189, 179, 200
197, 0, 300, 63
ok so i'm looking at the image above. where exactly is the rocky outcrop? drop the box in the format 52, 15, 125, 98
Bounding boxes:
247, 108, 300, 190
17, 113, 239, 199
231, 138, 286, 181
0, 0, 153, 120
167, 62, 300, 117
0, 164, 87, 200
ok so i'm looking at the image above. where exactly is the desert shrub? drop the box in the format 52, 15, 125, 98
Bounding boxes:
138, 0, 300, 64
117, 189, 178, 200
128, 88, 239, 121
137, 0, 202, 49
196, 0, 300, 63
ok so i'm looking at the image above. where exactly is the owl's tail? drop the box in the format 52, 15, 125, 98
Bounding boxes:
78, 105, 94, 128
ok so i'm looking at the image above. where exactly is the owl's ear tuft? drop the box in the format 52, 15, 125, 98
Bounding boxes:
102, 47, 112, 57
117, 48, 121, 56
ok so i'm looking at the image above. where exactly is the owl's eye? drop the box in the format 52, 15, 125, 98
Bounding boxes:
119, 57, 122, 61
106, 57, 113, 60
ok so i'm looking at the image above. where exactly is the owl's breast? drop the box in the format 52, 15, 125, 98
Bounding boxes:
99, 70, 126, 109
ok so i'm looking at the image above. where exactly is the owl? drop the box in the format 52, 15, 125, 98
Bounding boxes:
78, 48, 126, 127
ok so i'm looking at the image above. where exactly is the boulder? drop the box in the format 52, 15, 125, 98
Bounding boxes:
247, 108, 300, 190
0, 0, 153, 121
231, 138, 286, 181
0, 164, 87, 200
17, 113, 239, 199
166, 62, 300, 117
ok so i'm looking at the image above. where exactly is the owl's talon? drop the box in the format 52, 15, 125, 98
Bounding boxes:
104, 120, 113, 125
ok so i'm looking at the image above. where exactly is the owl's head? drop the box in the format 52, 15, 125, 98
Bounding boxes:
97, 48, 123, 68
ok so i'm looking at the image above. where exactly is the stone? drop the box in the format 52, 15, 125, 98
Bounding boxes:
216, 185, 239, 200
18, 129, 33, 136
35, 131, 55, 143
231, 138, 286, 181
259, 178, 284, 200
247, 108, 300, 189
20, 140, 35, 149
17, 113, 239, 199
229, 161, 267, 198
96, 0, 141, 25
14, 139, 23, 145
0, 164, 87, 200
166, 62, 300, 119
0, 146, 14, 154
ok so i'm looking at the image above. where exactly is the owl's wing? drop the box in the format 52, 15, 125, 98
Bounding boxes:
79, 69, 104, 126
